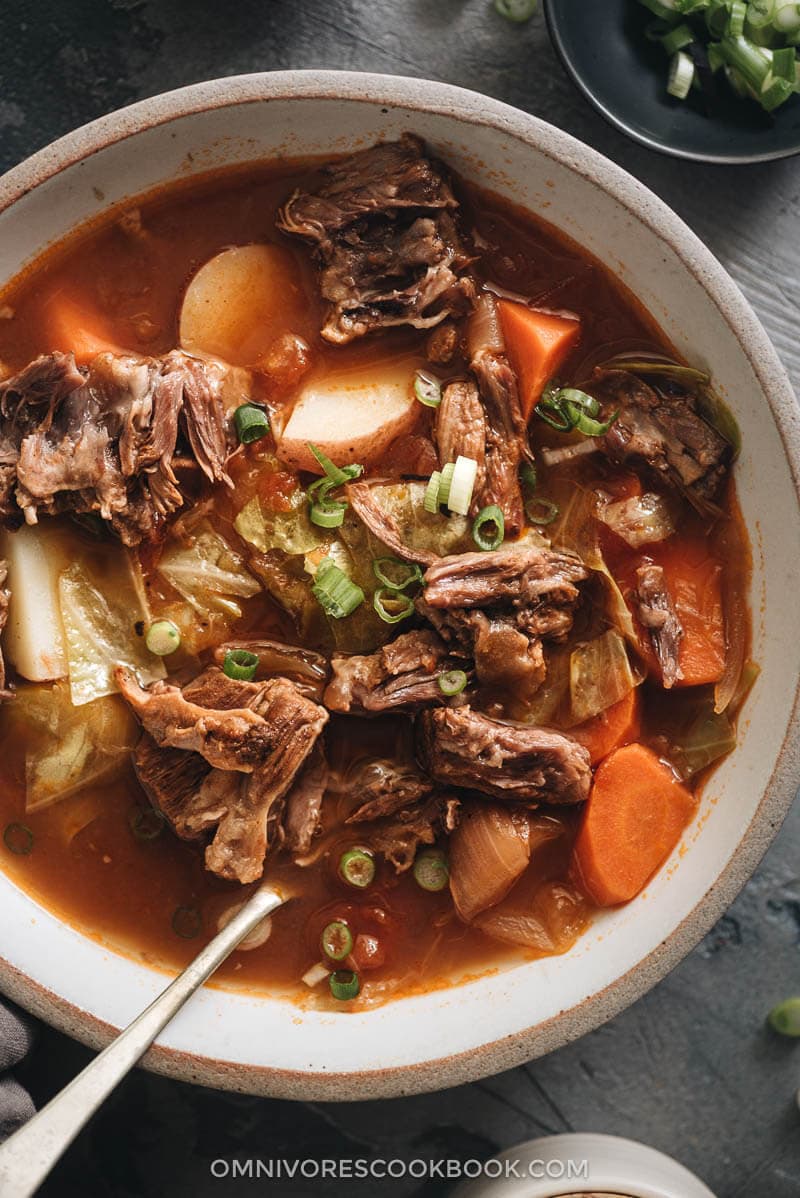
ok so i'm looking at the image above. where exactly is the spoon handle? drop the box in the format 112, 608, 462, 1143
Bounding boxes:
0, 885, 286, 1198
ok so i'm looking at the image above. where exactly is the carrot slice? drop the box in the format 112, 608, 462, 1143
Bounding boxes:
573, 743, 697, 907
44, 293, 121, 364
655, 536, 725, 687
571, 688, 641, 765
498, 299, 580, 420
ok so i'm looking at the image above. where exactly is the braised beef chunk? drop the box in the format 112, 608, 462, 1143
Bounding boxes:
595, 370, 730, 505
636, 562, 683, 688
345, 759, 434, 822
417, 706, 591, 805
283, 743, 329, 856
364, 794, 460, 872
324, 629, 471, 715
435, 380, 486, 493
277, 134, 475, 344
468, 295, 527, 535
418, 545, 588, 700
0, 561, 11, 699
0, 349, 237, 545
117, 665, 328, 883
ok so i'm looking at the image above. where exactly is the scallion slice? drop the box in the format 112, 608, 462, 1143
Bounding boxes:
414, 369, 443, 408
472, 504, 505, 551
746, 0, 777, 28
309, 499, 347, 528
726, 0, 747, 36
171, 905, 202, 939
768, 997, 800, 1036
222, 648, 259, 681
526, 497, 560, 525
438, 668, 468, 696
373, 587, 415, 624
668, 48, 696, 97
329, 969, 360, 1001
661, 21, 695, 53
145, 618, 181, 657
338, 848, 376, 889
320, 920, 354, 962
307, 442, 363, 487
3, 822, 33, 856
438, 461, 456, 507
424, 470, 443, 514
312, 558, 365, 619
234, 403, 270, 444
494, 0, 538, 21
372, 557, 423, 591
413, 849, 450, 892
447, 455, 478, 516
775, 3, 800, 32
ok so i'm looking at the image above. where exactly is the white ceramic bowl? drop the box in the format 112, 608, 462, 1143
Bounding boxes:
0, 72, 798, 1100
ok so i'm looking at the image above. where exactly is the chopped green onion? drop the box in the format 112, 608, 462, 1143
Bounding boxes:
521, 462, 537, 491
339, 848, 376, 889
307, 442, 363, 487
145, 619, 181, 657
704, 0, 731, 36
535, 384, 616, 437
726, 0, 747, 35
312, 558, 365, 619
321, 920, 354, 962
639, 0, 680, 18
768, 997, 800, 1036
3, 822, 33, 856
372, 557, 423, 591
535, 383, 573, 431
234, 404, 270, 444
309, 498, 347, 528
472, 504, 505, 551
747, 0, 777, 27
222, 648, 259, 681
447, 455, 478, 516
438, 669, 468, 696
129, 807, 165, 842
526, 497, 560, 525
661, 21, 696, 52
771, 43, 798, 75
329, 969, 360, 1001
719, 34, 772, 90
413, 849, 450, 892
774, 2, 800, 32
668, 48, 697, 96
438, 461, 456, 507
414, 369, 443, 408
171, 905, 202, 939
373, 587, 415, 624
424, 470, 443, 514
494, 0, 537, 21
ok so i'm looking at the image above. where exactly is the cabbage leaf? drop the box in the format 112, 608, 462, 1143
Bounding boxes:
569, 629, 636, 724
158, 522, 260, 618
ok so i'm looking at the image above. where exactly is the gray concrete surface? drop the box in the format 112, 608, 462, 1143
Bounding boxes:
1, 2, 798, 1195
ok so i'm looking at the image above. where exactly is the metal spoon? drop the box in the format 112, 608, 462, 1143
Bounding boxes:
0, 883, 287, 1198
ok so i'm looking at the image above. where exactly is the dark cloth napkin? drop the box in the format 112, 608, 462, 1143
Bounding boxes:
0, 999, 35, 1142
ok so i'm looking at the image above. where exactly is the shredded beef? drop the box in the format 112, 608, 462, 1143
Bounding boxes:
364, 794, 460, 872
435, 380, 486, 498
0, 349, 238, 546
636, 562, 684, 688
345, 759, 435, 822
417, 545, 587, 699
417, 706, 591, 805
595, 370, 730, 506
277, 134, 475, 344
119, 664, 328, 883
212, 639, 329, 701
345, 480, 439, 567
283, 743, 329, 856
324, 629, 471, 715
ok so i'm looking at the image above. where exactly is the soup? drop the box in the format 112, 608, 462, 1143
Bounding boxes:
0, 136, 751, 1009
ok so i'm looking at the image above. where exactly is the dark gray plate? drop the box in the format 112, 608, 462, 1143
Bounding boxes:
544, 0, 800, 163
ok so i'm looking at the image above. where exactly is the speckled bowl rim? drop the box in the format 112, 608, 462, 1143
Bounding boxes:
0, 71, 797, 1100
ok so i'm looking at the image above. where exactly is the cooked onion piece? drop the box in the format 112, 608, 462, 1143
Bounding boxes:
448, 802, 531, 922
